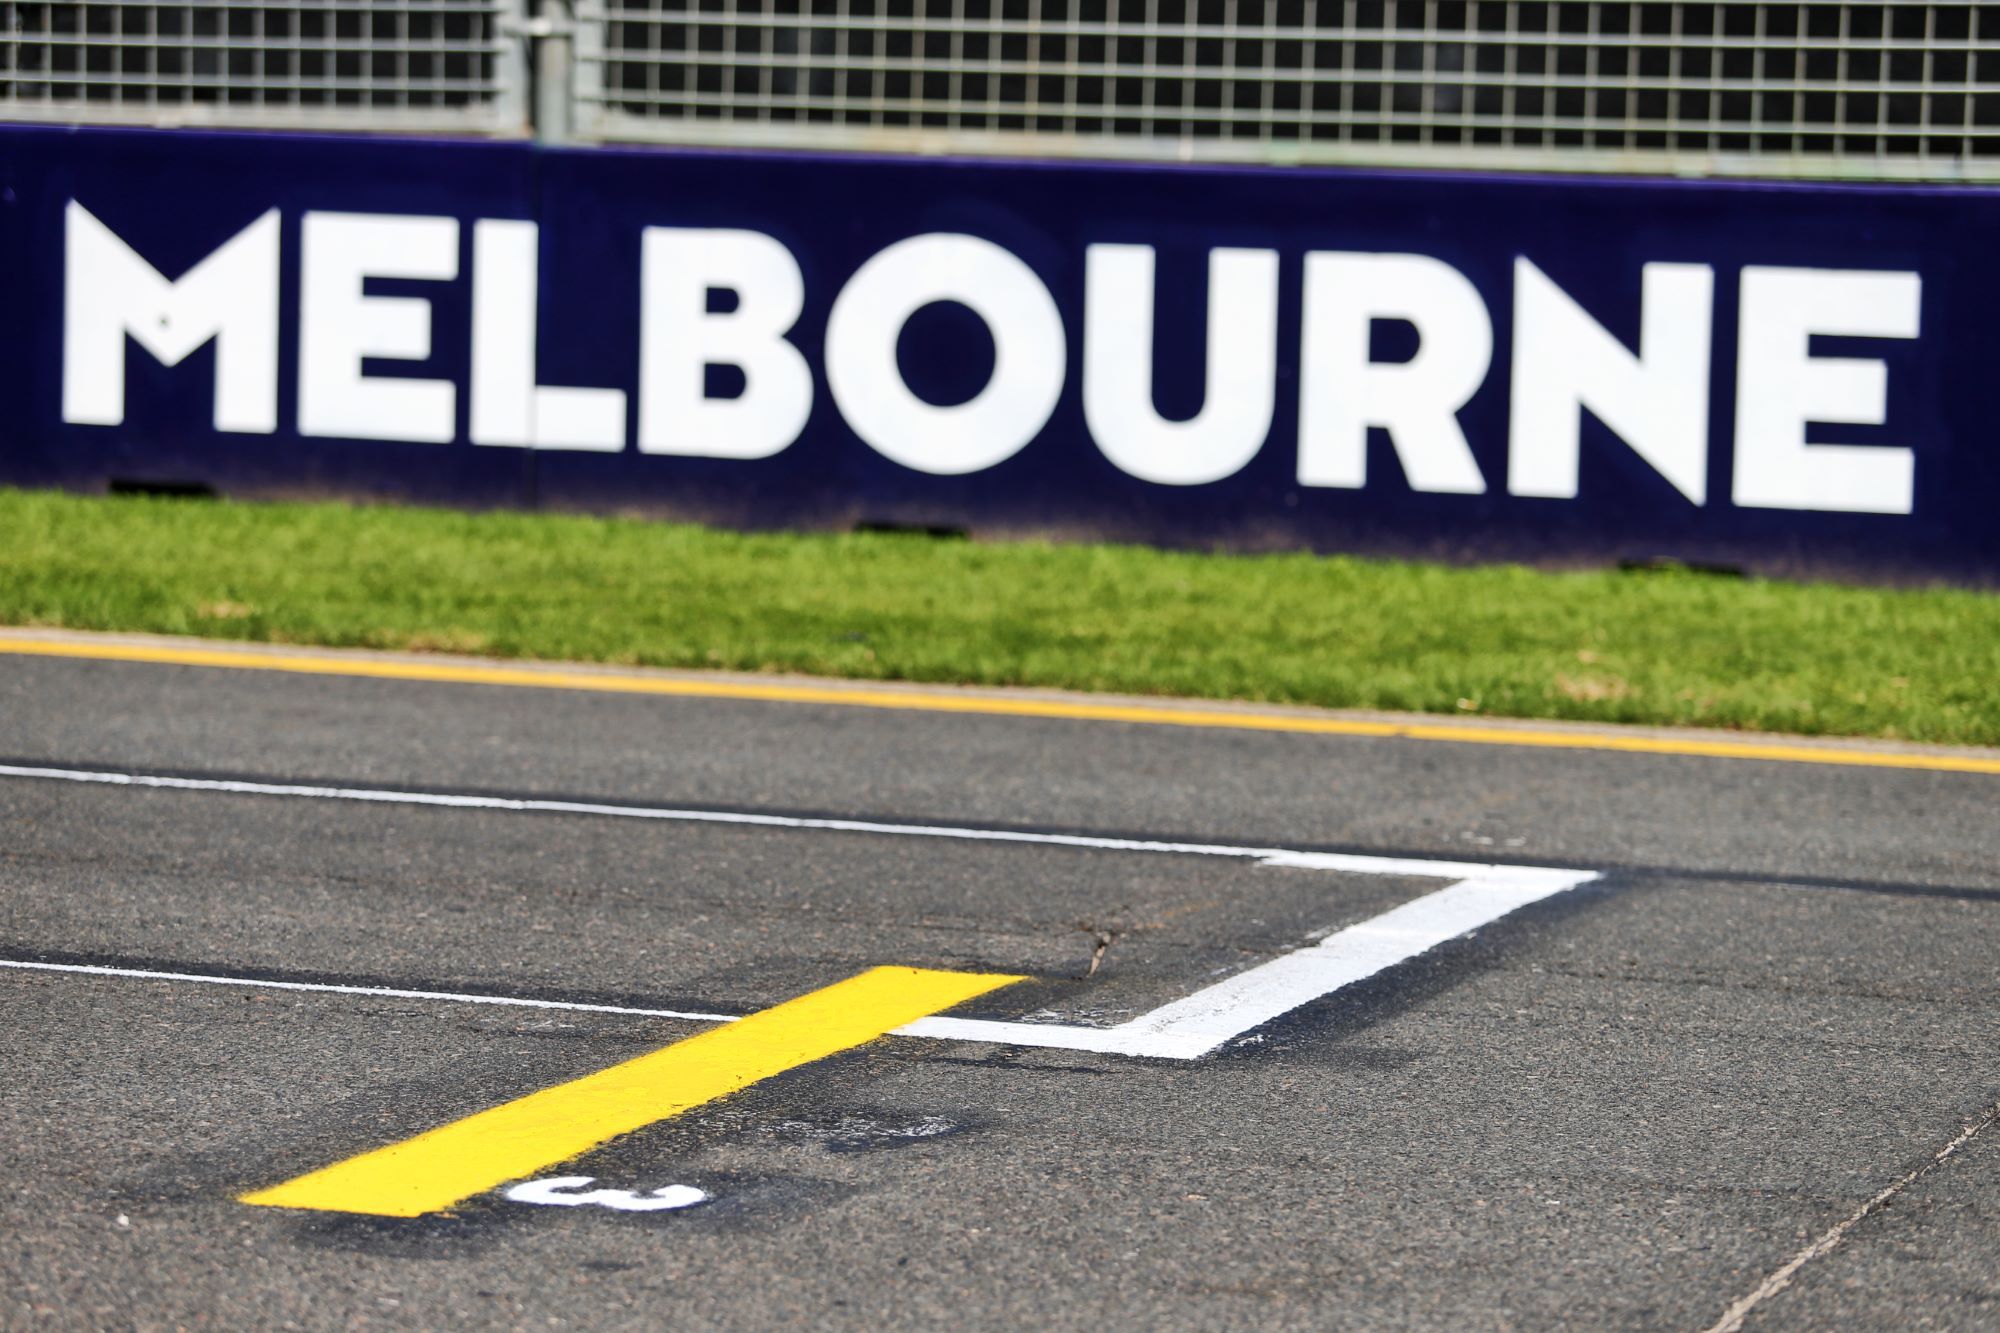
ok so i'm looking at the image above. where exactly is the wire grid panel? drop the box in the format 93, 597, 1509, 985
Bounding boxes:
570, 1, 2000, 179
0, 0, 530, 132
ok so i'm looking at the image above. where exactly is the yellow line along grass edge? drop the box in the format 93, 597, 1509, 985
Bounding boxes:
4, 635, 1997, 777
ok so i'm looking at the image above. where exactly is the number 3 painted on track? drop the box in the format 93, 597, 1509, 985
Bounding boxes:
503, 1176, 710, 1212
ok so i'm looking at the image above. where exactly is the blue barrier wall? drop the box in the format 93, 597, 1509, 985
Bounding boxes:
4, 123, 1996, 585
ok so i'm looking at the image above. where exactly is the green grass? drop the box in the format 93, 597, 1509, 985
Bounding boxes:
4, 486, 1998, 746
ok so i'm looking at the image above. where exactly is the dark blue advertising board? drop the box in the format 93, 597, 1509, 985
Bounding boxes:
2, 123, 1995, 584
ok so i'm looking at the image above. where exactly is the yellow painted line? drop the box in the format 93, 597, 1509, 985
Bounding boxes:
4, 635, 1998, 777
240, 965, 1021, 1218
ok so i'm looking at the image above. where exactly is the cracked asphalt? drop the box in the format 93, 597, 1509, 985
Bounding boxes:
1, 645, 1995, 1330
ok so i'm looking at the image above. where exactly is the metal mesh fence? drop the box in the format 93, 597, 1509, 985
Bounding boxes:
6, 2, 1996, 176
0, 0, 527, 132
572, 1, 2000, 178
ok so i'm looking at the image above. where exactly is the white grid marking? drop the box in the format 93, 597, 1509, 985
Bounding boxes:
0, 759, 1599, 1057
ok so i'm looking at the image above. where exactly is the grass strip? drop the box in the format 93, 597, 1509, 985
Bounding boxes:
3, 487, 1997, 746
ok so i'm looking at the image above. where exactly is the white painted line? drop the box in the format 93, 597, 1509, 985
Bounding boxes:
0, 761, 1599, 1058
0, 959, 736, 1024
897, 870, 1596, 1058
0, 762, 1569, 883
3, 865, 1595, 1059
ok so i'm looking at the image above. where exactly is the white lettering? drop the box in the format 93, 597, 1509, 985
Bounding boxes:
825, 233, 1065, 476
638, 227, 812, 459
298, 211, 458, 444
1508, 258, 1714, 504
471, 219, 626, 452
62, 202, 280, 433
1084, 244, 1279, 486
1297, 252, 1491, 493
1732, 267, 1922, 514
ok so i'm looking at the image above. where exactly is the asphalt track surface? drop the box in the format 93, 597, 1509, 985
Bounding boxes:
2, 637, 1995, 1330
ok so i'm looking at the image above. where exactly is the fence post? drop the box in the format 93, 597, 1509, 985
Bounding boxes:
535, 0, 577, 144
502, 0, 577, 143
